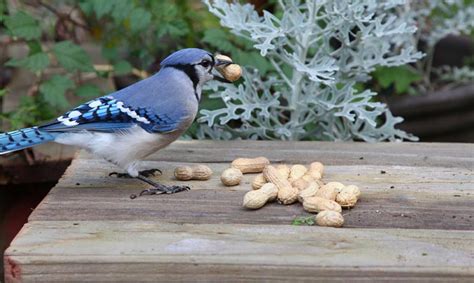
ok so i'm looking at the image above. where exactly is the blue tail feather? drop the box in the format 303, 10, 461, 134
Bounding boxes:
0, 127, 55, 154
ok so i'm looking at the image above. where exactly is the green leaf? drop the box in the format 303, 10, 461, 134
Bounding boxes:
291, 216, 316, 226
156, 23, 172, 39
234, 50, 271, 74
39, 75, 74, 108
111, 0, 134, 21
129, 8, 151, 32
113, 60, 133, 75
52, 41, 94, 72
4, 11, 41, 40
154, 3, 178, 19
6, 52, 50, 72
166, 20, 189, 38
27, 41, 43, 54
305, 217, 315, 226
0, 88, 7, 97
75, 84, 102, 98
0, 0, 6, 22
91, 0, 114, 18
203, 29, 234, 52
353, 82, 365, 93
101, 46, 118, 61
156, 21, 188, 39
78, 1, 94, 16
373, 66, 422, 94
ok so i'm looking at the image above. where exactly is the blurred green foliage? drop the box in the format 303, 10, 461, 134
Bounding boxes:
368, 0, 474, 96
372, 66, 422, 95
0, 0, 472, 133
0, 0, 266, 129
79, 0, 215, 70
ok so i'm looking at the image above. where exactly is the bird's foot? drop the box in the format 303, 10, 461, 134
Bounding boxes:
139, 184, 191, 196
130, 174, 190, 198
109, 168, 162, 178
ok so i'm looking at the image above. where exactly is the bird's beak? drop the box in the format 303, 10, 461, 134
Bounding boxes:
215, 57, 233, 67
213, 58, 234, 83
213, 55, 236, 83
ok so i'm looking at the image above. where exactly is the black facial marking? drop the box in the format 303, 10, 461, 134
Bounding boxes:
210, 55, 215, 66
166, 64, 200, 101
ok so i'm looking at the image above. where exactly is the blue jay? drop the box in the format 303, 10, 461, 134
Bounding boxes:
0, 48, 233, 195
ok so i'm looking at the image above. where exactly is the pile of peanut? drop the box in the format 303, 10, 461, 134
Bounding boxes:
173, 157, 360, 228
222, 157, 361, 228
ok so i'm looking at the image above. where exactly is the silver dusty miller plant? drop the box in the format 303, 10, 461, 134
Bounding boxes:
198, 0, 427, 141
410, 0, 474, 92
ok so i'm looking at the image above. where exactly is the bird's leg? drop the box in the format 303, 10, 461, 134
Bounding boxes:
109, 168, 162, 178
136, 174, 190, 196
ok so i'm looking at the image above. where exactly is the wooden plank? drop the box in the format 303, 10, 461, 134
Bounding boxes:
5, 141, 474, 282
385, 83, 474, 118
75, 140, 474, 168
4, 221, 474, 282
28, 158, 474, 230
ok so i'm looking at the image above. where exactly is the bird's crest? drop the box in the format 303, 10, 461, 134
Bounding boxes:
160, 48, 213, 67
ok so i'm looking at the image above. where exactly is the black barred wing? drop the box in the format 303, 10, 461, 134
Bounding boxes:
40, 96, 179, 133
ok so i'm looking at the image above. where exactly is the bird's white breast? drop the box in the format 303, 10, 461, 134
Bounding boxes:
55, 126, 185, 175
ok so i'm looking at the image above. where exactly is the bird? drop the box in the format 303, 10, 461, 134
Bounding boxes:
0, 48, 233, 195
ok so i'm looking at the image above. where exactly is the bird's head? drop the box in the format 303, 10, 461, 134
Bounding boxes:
160, 48, 233, 87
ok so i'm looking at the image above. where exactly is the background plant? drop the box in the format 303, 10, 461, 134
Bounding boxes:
1, 0, 101, 129
199, 0, 423, 141
1, 0, 473, 142
0, 0, 260, 130
371, 0, 474, 95
196, 0, 474, 141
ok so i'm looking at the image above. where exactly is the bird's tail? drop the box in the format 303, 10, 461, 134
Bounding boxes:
0, 127, 55, 155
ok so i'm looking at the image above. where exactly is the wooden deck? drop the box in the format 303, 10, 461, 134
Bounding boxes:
4, 140, 474, 282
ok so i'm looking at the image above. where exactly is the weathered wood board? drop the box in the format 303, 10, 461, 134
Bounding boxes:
5, 221, 474, 282
4, 141, 474, 282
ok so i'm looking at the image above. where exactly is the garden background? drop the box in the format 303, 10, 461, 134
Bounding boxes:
0, 0, 473, 278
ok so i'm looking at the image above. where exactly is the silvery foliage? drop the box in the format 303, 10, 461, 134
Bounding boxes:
412, 0, 474, 90
415, 0, 474, 48
198, 0, 428, 141
435, 66, 474, 85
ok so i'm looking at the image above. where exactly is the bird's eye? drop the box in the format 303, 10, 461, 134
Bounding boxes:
200, 60, 211, 68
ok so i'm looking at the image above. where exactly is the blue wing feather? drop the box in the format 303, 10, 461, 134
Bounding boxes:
40, 96, 180, 133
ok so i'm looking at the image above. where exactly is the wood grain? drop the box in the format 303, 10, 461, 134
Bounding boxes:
5, 221, 474, 282
4, 141, 474, 282
77, 140, 474, 168
28, 158, 474, 230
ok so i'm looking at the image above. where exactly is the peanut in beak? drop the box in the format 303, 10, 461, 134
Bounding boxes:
214, 54, 242, 82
